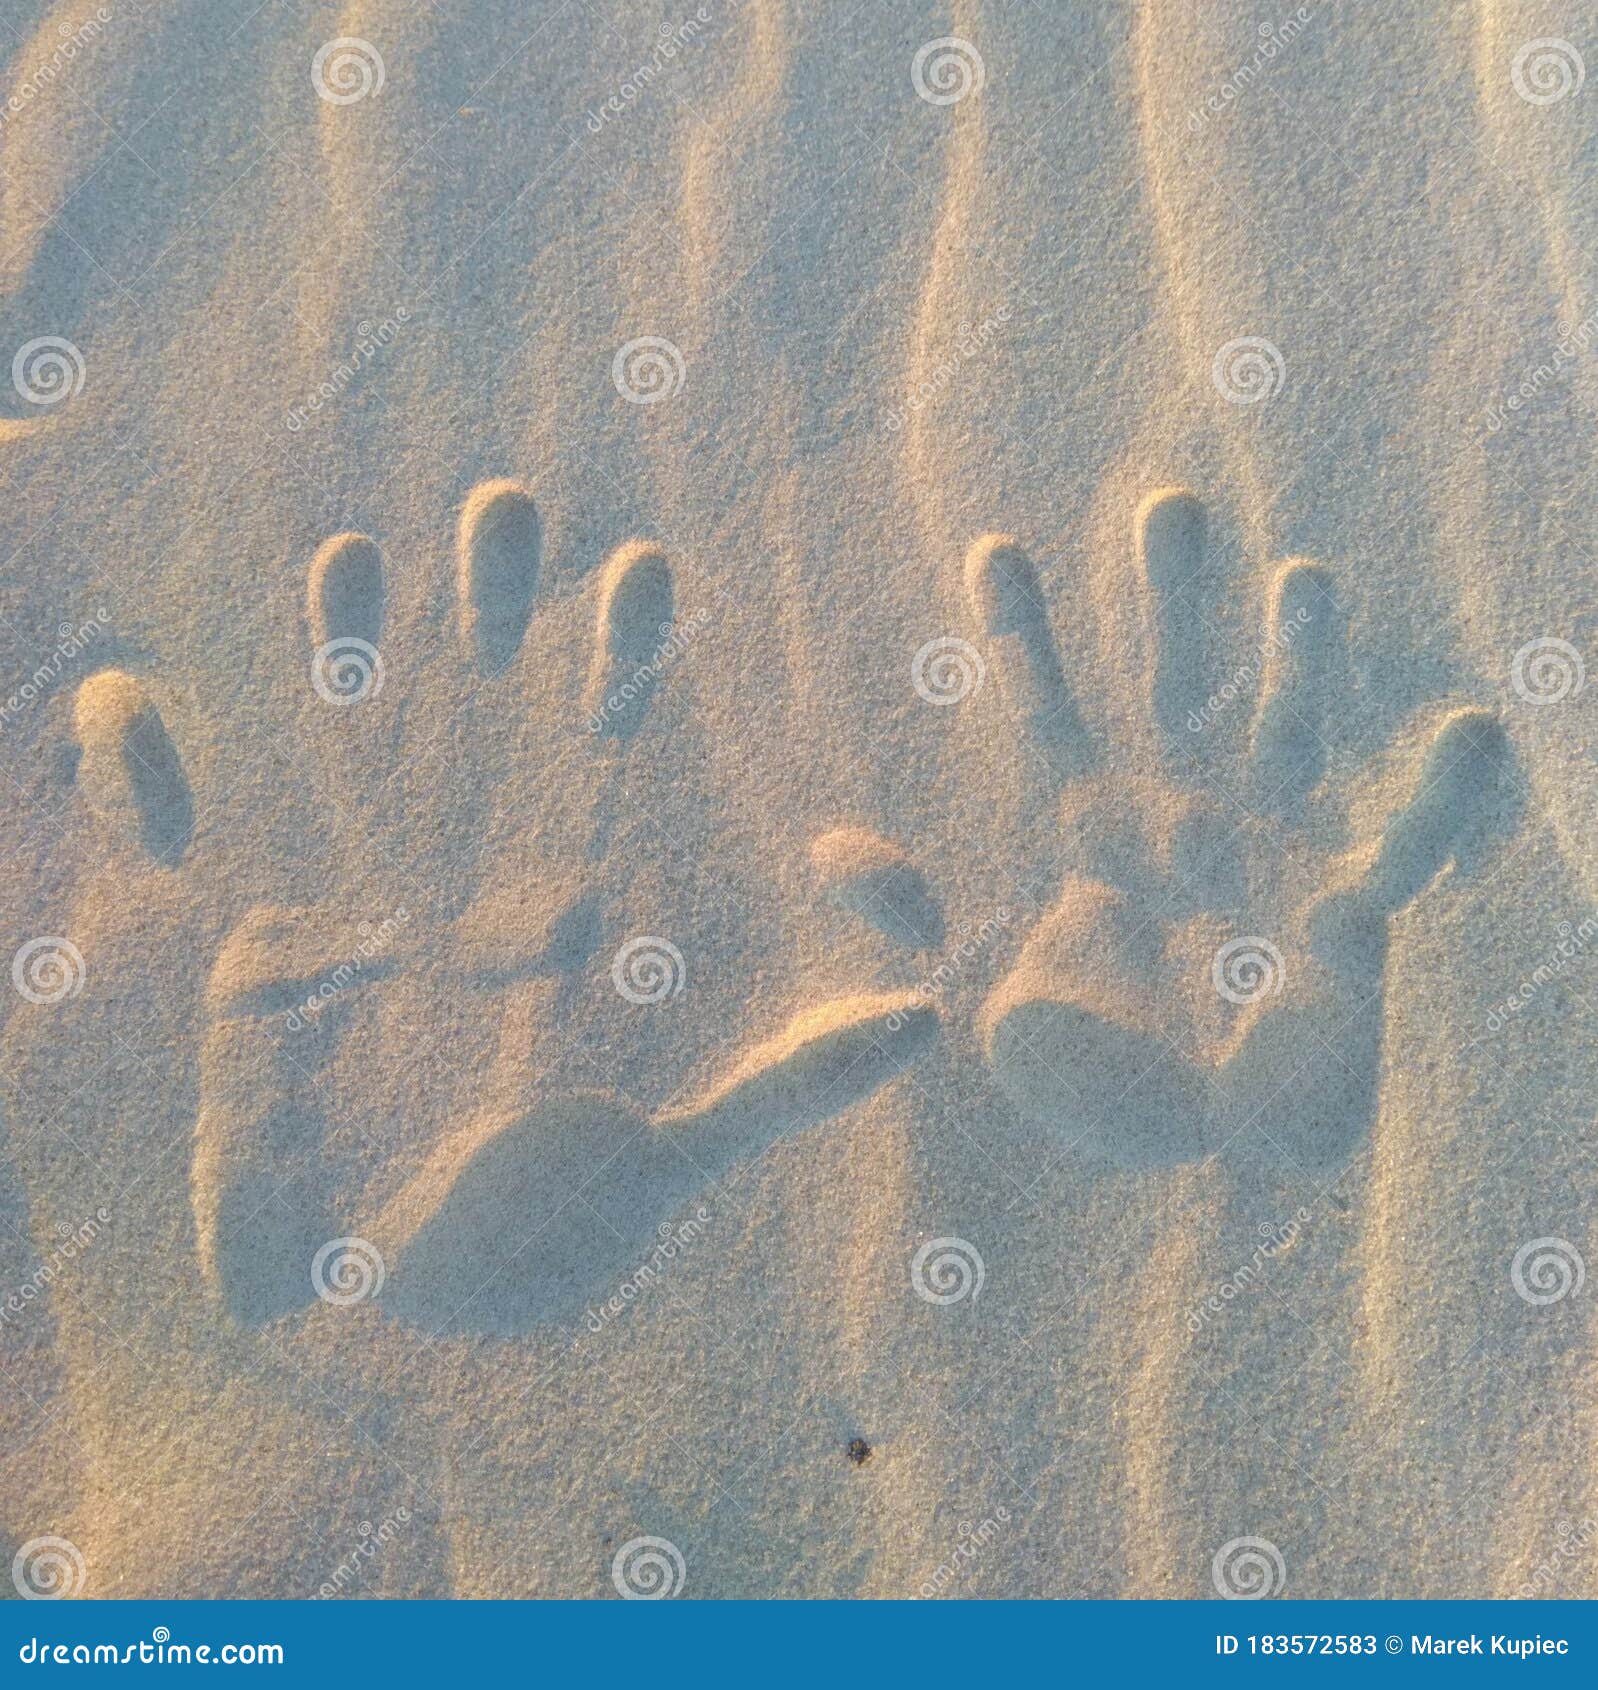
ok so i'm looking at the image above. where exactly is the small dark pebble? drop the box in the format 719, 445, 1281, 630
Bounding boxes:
847, 1438, 871, 1466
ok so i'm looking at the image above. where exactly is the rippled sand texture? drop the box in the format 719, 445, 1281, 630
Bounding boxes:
1, 0, 1594, 1599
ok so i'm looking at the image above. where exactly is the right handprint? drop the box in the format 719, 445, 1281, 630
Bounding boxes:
967, 488, 1519, 1173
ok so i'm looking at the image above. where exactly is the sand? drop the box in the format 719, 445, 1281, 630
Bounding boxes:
0, 0, 1594, 1600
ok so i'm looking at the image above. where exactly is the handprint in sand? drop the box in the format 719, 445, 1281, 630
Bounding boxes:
960, 487, 1517, 1171
48, 480, 938, 1344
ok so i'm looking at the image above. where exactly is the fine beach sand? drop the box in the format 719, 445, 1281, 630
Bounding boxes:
1, 0, 1595, 1600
